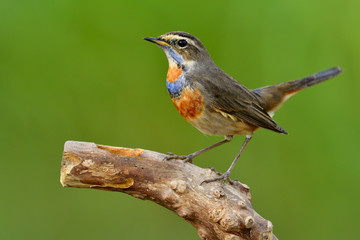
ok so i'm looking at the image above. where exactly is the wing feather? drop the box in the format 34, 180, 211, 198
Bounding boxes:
194, 70, 288, 134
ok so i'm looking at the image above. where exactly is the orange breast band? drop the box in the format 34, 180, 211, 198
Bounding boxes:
171, 88, 204, 120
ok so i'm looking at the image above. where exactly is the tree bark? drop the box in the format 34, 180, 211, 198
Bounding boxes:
60, 141, 278, 240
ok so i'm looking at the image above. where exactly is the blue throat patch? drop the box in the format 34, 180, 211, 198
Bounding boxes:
168, 48, 184, 64
165, 47, 188, 98
166, 74, 188, 98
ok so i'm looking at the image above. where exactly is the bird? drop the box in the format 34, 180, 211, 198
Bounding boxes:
144, 31, 342, 184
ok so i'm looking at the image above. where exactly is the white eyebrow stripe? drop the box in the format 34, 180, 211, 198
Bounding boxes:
162, 35, 199, 49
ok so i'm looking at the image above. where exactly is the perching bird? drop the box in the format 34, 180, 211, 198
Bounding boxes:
144, 31, 342, 183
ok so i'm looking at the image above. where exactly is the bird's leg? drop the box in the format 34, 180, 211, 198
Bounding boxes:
201, 135, 252, 184
165, 135, 233, 163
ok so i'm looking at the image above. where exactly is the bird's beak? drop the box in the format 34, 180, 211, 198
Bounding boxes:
143, 37, 170, 46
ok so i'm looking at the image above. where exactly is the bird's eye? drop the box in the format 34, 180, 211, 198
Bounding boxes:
178, 39, 188, 47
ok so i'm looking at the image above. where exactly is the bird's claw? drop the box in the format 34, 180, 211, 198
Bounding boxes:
201, 171, 233, 185
164, 153, 194, 163
207, 167, 223, 176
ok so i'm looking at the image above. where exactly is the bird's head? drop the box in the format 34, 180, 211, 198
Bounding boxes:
144, 31, 212, 68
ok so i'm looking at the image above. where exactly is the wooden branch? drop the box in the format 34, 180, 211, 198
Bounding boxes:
60, 141, 278, 240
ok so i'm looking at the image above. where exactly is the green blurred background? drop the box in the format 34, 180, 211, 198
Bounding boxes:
1, 0, 359, 239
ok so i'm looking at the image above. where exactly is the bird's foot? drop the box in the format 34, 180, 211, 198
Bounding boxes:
207, 167, 223, 176
201, 171, 233, 185
164, 152, 194, 163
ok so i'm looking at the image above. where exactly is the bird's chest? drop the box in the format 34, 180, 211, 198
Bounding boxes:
166, 65, 204, 120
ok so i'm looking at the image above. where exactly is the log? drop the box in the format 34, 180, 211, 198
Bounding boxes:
60, 141, 278, 240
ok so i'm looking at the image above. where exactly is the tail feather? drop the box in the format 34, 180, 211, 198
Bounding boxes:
289, 66, 342, 91
253, 67, 342, 113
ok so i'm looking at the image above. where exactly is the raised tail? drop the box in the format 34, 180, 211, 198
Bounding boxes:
286, 67, 342, 90
252, 67, 342, 114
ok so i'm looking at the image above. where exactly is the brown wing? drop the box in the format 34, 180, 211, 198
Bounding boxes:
194, 70, 288, 134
